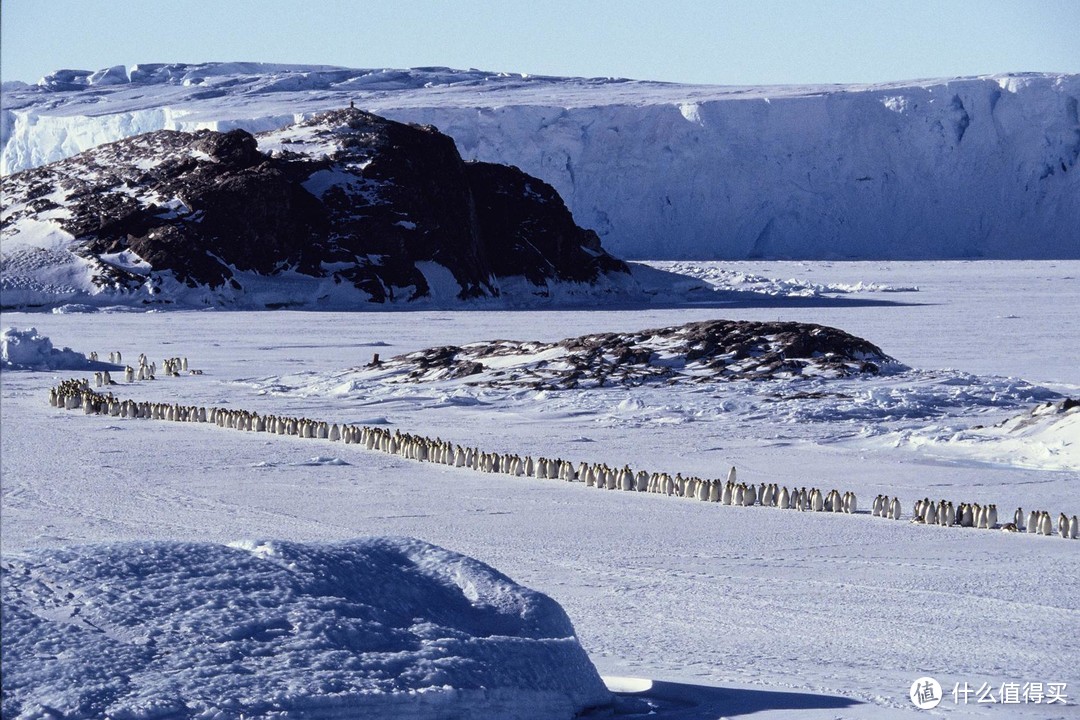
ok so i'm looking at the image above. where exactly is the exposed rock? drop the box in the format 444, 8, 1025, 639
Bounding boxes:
366, 319, 902, 389
0, 109, 629, 307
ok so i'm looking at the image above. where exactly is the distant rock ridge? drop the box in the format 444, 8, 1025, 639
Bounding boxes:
0, 108, 630, 308
365, 319, 902, 389
3, 63, 1078, 260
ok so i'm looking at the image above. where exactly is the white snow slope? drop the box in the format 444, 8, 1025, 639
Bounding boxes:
3, 64, 1078, 260
2, 261, 1078, 719
1, 537, 611, 720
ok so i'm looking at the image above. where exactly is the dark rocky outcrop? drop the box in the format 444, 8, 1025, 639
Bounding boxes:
370, 319, 902, 389
1, 109, 629, 305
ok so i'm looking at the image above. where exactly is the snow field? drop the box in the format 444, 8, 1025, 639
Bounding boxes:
42, 377, 1080, 543
2, 260, 1078, 718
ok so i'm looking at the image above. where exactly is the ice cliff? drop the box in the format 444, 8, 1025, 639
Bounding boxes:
3, 64, 1078, 259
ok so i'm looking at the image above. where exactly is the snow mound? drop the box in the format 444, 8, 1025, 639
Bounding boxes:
896, 399, 1080, 471
0, 326, 91, 370
1, 538, 611, 720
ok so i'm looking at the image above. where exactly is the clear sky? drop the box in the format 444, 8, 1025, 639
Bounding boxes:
2, 0, 1078, 86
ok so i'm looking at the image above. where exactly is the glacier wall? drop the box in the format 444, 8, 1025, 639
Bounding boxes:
3, 67, 1078, 259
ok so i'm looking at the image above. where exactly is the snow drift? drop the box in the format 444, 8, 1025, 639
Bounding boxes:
2, 64, 1078, 259
0, 537, 612, 719
0, 326, 92, 370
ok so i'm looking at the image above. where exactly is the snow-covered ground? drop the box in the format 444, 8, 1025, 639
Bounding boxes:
2, 260, 1078, 719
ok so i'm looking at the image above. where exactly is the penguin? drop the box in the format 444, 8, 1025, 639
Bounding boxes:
1059, 513, 1070, 538
890, 497, 902, 520
1014, 507, 1025, 532
1040, 512, 1053, 536
986, 505, 997, 530
1027, 510, 1039, 534
778, 486, 790, 510
1071, 515, 1079, 539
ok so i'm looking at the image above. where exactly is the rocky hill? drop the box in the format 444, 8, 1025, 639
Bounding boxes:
359, 318, 903, 389
0, 108, 630, 309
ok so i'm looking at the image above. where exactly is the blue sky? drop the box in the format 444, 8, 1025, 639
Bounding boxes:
3, 0, 1078, 85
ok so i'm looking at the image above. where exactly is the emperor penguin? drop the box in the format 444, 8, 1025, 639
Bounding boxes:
1070, 515, 1079, 539
1059, 513, 1070, 538
1027, 510, 1039, 534
733, 484, 745, 506
778, 486, 790, 510
721, 483, 733, 505
727, 467, 737, 486
1014, 507, 1025, 532
844, 492, 857, 514
1040, 512, 1053, 536
986, 505, 997, 529
744, 483, 757, 506
889, 497, 902, 520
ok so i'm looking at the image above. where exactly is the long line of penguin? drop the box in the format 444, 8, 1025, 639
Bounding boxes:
48, 350, 1080, 541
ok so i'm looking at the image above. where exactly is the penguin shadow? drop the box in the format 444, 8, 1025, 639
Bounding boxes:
599, 677, 861, 719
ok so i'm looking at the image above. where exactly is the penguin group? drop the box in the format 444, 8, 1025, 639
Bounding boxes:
91, 349, 198, 383
871, 494, 904, 520
47, 375, 1078, 540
